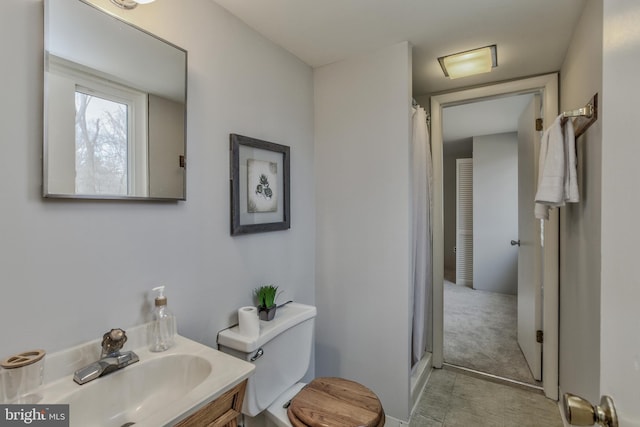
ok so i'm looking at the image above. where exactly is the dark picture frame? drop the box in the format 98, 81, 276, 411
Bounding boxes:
230, 134, 290, 235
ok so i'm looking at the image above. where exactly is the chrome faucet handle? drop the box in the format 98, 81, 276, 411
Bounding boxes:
101, 328, 128, 356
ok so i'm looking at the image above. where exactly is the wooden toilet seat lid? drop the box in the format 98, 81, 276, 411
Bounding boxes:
287, 377, 385, 427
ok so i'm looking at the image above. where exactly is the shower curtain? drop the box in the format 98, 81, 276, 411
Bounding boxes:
411, 105, 433, 368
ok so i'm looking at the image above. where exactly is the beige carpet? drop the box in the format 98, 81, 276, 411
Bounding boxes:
443, 280, 541, 386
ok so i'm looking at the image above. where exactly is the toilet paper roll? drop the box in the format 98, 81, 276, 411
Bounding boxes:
238, 306, 260, 338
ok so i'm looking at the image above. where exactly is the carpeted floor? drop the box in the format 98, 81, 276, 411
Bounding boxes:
443, 280, 540, 386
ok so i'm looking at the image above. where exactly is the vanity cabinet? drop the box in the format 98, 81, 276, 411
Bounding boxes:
175, 380, 247, 427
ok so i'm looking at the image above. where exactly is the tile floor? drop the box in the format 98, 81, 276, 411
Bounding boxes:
410, 369, 564, 427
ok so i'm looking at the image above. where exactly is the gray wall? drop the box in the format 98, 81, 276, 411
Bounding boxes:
443, 139, 472, 277
0, 0, 315, 361
560, 2, 640, 421
472, 132, 518, 295
148, 94, 185, 198
558, 0, 602, 404
314, 42, 412, 421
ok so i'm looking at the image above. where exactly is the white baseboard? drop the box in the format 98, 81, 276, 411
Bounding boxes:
385, 415, 410, 426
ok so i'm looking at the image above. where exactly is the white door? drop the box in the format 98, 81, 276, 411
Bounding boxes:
455, 159, 473, 287
472, 135, 519, 294
516, 94, 543, 381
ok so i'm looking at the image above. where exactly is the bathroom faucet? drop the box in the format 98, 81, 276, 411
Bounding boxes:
73, 329, 139, 385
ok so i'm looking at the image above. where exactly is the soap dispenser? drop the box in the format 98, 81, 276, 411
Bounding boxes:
149, 286, 176, 352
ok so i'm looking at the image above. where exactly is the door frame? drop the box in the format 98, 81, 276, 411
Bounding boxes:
430, 73, 559, 400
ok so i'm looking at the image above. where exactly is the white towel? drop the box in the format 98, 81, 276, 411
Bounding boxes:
535, 116, 565, 219
564, 119, 579, 203
534, 115, 579, 220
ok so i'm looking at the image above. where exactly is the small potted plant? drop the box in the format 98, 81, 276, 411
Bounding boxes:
254, 285, 279, 321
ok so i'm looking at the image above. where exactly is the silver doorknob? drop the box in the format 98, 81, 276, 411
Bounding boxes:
563, 393, 618, 427
510, 240, 520, 246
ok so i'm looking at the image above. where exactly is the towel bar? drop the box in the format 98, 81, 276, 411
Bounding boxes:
560, 93, 598, 139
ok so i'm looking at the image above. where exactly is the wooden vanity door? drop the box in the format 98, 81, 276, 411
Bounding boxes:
175, 379, 247, 427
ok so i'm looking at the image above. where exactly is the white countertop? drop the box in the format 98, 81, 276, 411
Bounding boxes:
11, 324, 254, 427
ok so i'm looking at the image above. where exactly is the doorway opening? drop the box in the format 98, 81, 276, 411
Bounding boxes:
430, 74, 560, 400
442, 93, 540, 387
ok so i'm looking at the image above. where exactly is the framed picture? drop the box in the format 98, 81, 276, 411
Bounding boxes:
230, 134, 290, 235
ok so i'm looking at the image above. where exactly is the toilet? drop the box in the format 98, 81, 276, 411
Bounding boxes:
218, 303, 385, 427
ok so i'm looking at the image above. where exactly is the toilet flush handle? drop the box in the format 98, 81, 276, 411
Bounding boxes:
250, 348, 264, 362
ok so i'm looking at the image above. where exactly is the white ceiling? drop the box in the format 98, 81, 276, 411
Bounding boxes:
212, 0, 586, 95
211, 0, 585, 140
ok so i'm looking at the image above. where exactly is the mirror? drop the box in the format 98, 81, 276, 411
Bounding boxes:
43, 0, 187, 200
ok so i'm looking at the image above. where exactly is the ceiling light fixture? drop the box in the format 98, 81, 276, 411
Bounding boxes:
110, 0, 156, 10
438, 45, 497, 79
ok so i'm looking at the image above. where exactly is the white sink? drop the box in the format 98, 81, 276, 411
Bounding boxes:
32, 334, 254, 427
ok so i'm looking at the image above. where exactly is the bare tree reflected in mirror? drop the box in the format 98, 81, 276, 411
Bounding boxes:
75, 92, 129, 195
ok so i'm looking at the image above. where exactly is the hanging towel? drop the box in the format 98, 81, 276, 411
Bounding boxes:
535, 116, 565, 219
534, 115, 579, 220
564, 118, 579, 203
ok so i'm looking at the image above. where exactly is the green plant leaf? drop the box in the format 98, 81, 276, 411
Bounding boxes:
254, 284, 279, 308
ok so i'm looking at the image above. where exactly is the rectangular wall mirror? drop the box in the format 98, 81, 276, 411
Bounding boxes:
43, 0, 187, 200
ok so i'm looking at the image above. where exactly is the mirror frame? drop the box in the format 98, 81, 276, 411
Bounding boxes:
43, 0, 188, 201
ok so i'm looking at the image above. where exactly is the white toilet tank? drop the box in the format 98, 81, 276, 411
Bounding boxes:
218, 302, 316, 417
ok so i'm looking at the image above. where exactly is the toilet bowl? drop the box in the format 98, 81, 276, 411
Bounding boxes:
217, 303, 385, 427
264, 382, 306, 427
